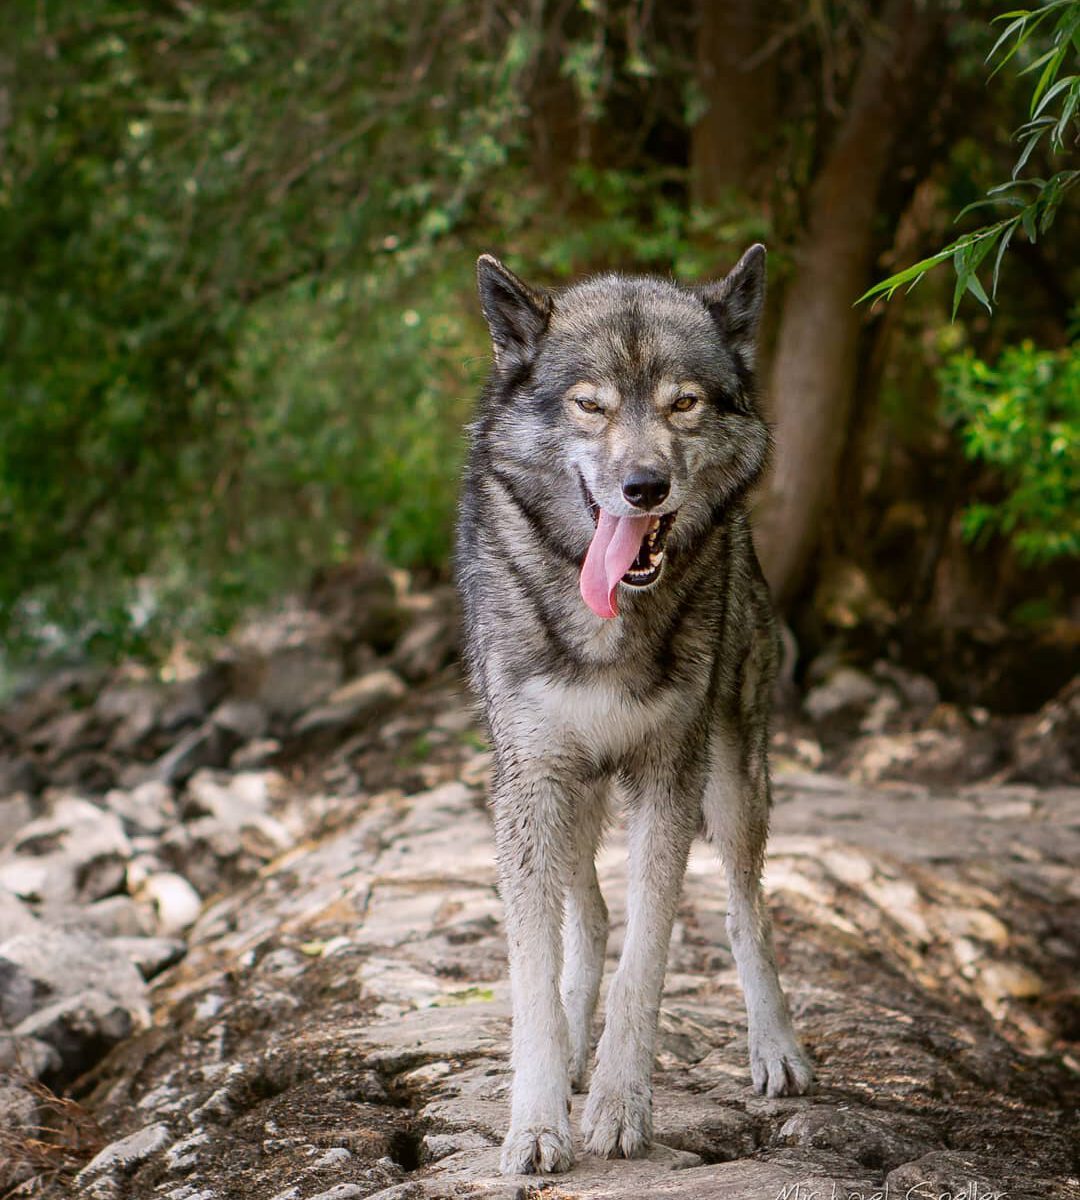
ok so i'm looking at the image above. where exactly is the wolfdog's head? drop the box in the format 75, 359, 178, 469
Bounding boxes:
475, 247, 770, 618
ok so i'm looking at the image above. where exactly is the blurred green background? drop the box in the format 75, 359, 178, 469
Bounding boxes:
1, 0, 1077, 699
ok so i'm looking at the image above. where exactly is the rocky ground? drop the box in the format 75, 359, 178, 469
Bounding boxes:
0, 563, 1077, 1199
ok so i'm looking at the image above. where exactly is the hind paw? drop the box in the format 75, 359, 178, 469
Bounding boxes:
582, 1080, 652, 1159
500, 1122, 574, 1175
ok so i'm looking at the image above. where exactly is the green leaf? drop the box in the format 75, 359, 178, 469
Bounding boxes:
1012, 127, 1046, 177
1051, 86, 1079, 150
951, 250, 969, 320
991, 222, 1016, 300
966, 271, 992, 313
1018, 46, 1058, 79
1033, 72, 1077, 118
986, 14, 1030, 64
1030, 46, 1068, 115
989, 8, 1052, 76
856, 248, 952, 304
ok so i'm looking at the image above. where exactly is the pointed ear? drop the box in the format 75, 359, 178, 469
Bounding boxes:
691, 243, 767, 366
476, 254, 551, 370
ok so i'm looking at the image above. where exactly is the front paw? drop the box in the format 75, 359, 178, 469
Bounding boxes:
500, 1121, 574, 1175
582, 1077, 652, 1159
749, 1026, 816, 1097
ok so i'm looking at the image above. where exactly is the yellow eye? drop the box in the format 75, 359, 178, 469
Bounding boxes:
672, 394, 699, 413
575, 397, 602, 414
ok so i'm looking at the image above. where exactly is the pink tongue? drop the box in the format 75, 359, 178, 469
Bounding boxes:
580, 510, 652, 619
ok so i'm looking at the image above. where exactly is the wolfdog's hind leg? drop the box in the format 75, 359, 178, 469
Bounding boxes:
705, 733, 815, 1098
561, 790, 609, 1091
493, 772, 575, 1175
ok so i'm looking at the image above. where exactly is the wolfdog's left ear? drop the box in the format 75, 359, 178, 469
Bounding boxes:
476, 254, 551, 371
691, 243, 767, 365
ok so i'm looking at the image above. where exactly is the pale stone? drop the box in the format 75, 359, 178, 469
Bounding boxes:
77, 1123, 171, 1179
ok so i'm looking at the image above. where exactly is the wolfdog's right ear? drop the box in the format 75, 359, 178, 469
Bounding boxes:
476, 254, 551, 371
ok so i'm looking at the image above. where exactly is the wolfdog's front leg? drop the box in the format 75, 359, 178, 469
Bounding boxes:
583, 785, 696, 1158
493, 771, 575, 1175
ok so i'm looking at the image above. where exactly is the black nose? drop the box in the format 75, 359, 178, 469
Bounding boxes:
621, 470, 670, 510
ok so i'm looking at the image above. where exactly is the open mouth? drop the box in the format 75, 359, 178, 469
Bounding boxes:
582, 482, 677, 591
593, 505, 676, 587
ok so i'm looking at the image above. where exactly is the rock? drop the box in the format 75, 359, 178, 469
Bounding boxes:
229, 738, 282, 770
0, 1033, 60, 1079
14, 657, 1075, 1200
1011, 676, 1079, 785
812, 560, 895, 630
105, 780, 176, 836
1, 667, 106, 739
0, 1081, 39, 1131
163, 1129, 213, 1173
872, 660, 940, 710
0, 955, 37, 1025
108, 936, 187, 980
293, 670, 407, 738
421, 1130, 494, 1163
170, 771, 293, 885
847, 728, 1001, 785
858, 689, 901, 734
246, 643, 344, 722
976, 960, 1043, 1003
137, 872, 202, 935
184, 768, 284, 819
803, 667, 881, 724
158, 664, 232, 733
151, 723, 236, 787
885, 1150, 1006, 1193
392, 615, 458, 682
29, 708, 104, 760
0, 887, 39, 940
210, 699, 269, 743
0, 797, 131, 904
0, 757, 42, 798
778, 1107, 938, 1170
16, 990, 139, 1081
0, 792, 34, 846
0, 927, 149, 1032
49, 751, 120, 793
76, 1123, 172, 1180
308, 558, 406, 652
47, 895, 156, 938
0, 1082, 40, 1190
95, 679, 165, 754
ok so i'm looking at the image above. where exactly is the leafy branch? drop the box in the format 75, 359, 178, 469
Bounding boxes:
860, 1, 1080, 315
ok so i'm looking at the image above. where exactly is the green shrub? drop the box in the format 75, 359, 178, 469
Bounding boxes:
937, 338, 1080, 563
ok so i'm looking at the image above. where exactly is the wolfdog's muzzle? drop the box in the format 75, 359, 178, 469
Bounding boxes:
579, 485, 676, 619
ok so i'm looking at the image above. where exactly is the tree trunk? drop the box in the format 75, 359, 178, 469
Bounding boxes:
752, 0, 934, 606
690, 0, 776, 206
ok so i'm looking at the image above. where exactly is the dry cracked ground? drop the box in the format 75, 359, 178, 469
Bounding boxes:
40, 746, 1080, 1198
0, 579, 1077, 1200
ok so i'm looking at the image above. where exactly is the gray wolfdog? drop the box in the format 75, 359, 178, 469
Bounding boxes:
455, 245, 814, 1176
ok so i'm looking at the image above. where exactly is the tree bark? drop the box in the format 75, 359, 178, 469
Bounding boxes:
690, 0, 776, 206
752, 0, 935, 606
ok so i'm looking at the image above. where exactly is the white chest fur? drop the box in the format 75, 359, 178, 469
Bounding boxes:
511, 675, 679, 760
